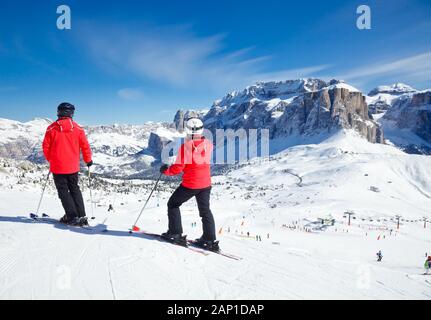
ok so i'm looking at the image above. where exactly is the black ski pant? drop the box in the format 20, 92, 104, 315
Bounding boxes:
167, 185, 216, 241
53, 173, 86, 219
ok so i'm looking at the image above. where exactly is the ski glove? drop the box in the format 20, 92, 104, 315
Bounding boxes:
86, 161, 93, 167
160, 164, 169, 174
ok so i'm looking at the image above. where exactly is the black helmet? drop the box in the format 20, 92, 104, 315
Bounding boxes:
57, 102, 75, 118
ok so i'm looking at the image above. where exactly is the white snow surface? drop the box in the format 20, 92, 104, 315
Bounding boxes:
325, 82, 360, 92
366, 93, 400, 107
0, 131, 430, 299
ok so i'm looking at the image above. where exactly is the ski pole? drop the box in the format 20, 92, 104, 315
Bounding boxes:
129, 172, 162, 233
88, 168, 95, 220
34, 171, 51, 216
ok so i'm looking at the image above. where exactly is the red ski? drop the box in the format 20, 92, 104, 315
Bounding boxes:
129, 230, 210, 256
187, 239, 242, 261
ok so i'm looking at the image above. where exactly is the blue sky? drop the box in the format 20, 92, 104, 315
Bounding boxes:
0, 0, 430, 125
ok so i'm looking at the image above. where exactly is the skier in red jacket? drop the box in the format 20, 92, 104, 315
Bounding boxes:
160, 118, 219, 252
42, 103, 93, 226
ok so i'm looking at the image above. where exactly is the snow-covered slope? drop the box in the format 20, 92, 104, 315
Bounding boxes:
0, 131, 430, 299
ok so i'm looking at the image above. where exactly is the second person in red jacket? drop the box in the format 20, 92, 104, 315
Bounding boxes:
160, 118, 219, 252
42, 103, 93, 226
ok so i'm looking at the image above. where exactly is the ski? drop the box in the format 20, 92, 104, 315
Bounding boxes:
30, 213, 57, 224
30, 213, 49, 219
132, 230, 242, 260
133, 230, 241, 260
130, 230, 210, 256
29, 213, 96, 231
187, 240, 242, 261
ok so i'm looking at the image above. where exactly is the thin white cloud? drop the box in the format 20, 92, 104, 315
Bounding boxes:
337, 51, 431, 85
159, 109, 174, 114
249, 65, 332, 84
80, 23, 431, 94
117, 88, 144, 101
78, 23, 328, 92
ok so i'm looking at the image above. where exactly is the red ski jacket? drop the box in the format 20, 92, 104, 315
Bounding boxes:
42, 118, 92, 174
163, 137, 213, 189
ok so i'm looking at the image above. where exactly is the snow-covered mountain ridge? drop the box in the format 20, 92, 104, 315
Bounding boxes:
0, 118, 176, 177
379, 89, 431, 154
176, 79, 431, 156
175, 79, 383, 147
1, 78, 430, 181
366, 83, 418, 118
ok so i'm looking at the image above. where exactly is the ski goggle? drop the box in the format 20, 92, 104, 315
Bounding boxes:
186, 124, 204, 132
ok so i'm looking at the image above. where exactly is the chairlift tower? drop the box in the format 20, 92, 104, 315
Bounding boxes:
344, 211, 355, 226
395, 215, 402, 230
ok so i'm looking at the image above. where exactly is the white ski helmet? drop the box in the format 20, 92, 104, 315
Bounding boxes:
184, 117, 204, 135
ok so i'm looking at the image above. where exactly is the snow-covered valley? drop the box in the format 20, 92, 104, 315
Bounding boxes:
0, 132, 430, 299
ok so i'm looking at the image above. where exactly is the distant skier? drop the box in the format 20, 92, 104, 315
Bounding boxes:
376, 250, 383, 262
424, 256, 431, 274
108, 204, 114, 212
159, 118, 219, 252
42, 103, 93, 226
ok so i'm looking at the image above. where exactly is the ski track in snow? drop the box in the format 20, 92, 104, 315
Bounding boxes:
107, 258, 117, 300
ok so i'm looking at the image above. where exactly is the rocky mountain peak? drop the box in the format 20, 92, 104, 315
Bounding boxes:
380, 89, 431, 154
174, 79, 384, 145
366, 83, 418, 117
214, 78, 328, 109
368, 83, 417, 97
